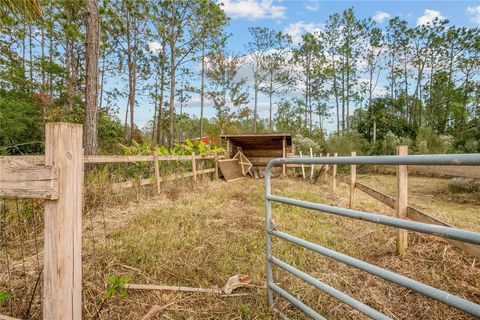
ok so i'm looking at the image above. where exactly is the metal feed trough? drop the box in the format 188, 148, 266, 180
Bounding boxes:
264, 153, 480, 320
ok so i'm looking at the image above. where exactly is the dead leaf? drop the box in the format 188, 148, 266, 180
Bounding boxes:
223, 274, 251, 294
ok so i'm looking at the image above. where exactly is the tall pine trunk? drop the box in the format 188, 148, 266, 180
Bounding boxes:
200, 42, 205, 137
156, 44, 166, 145
169, 39, 176, 148
84, 0, 100, 155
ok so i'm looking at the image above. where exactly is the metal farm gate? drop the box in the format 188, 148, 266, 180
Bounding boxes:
264, 154, 480, 320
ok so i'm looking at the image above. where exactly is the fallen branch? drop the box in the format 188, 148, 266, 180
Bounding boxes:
126, 283, 222, 294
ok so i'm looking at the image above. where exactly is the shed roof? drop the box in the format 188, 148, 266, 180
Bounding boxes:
220, 133, 292, 148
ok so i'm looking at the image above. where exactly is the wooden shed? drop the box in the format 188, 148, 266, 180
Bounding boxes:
220, 133, 293, 169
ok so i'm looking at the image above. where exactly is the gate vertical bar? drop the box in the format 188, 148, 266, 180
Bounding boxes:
44, 123, 83, 320
265, 169, 273, 306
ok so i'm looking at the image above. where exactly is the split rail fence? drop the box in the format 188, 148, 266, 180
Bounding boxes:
325, 147, 480, 258
0, 122, 219, 320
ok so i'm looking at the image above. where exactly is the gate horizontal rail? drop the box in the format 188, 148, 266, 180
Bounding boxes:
264, 153, 480, 319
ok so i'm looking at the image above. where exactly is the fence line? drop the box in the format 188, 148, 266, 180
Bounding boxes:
2, 153, 216, 164
325, 147, 480, 258
0, 122, 220, 320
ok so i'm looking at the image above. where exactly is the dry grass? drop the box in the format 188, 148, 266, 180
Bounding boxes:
1, 173, 479, 319
357, 174, 480, 232
85, 176, 479, 319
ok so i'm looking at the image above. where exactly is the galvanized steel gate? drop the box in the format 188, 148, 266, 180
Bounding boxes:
264, 154, 480, 320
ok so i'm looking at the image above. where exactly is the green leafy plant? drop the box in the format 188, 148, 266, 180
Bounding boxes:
0, 290, 10, 307
104, 275, 129, 299
94, 275, 130, 319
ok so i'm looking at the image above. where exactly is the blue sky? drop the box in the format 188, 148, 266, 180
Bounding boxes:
124, 0, 480, 134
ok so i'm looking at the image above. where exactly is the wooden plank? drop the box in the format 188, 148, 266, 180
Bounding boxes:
350, 152, 356, 209
218, 159, 243, 182
6, 154, 214, 164
84, 155, 154, 163
44, 123, 83, 320
408, 165, 480, 178
0, 155, 45, 164
406, 207, 480, 258
0, 159, 59, 199
355, 180, 396, 208
338, 176, 480, 258
153, 152, 160, 195
233, 151, 253, 176
84, 154, 215, 163
396, 146, 408, 256
338, 173, 480, 258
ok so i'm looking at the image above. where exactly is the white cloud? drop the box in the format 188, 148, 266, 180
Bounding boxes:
148, 41, 162, 54
372, 11, 390, 23
283, 21, 322, 44
466, 6, 480, 25
416, 9, 446, 26
220, 0, 286, 21
305, 0, 320, 12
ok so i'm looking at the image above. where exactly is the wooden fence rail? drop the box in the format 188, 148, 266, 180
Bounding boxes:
2, 154, 216, 164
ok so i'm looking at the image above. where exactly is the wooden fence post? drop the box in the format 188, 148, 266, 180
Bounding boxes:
192, 152, 197, 182
153, 151, 160, 194
326, 153, 330, 177
44, 123, 83, 320
282, 136, 286, 178
349, 151, 356, 209
309, 148, 314, 179
214, 153, 219, 180
299, 151, 305, 179
332, 153, 337, 191
396, 146, 408, 255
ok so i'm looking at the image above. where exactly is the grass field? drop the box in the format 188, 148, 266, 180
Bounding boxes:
1, 173, 479, 319
80, 174, 479, 320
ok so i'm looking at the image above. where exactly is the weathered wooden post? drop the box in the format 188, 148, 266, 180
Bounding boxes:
153, 151, 161, 194
282, 136, 286, 178
191, 152, 197, 182
326, 153, 330, 174
396, 146, 408, 255
319, 152, 324, 184
299, 151, 305, 179
44, 123, 83, 320
214, 153, 219, 180
332, 153, 338, 191
309, 148, 314, 179
349, 151, 356, 209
